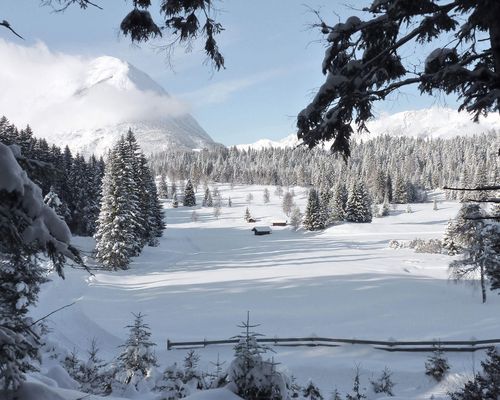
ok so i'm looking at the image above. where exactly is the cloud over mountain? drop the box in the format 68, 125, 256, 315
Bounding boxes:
0, 40, 214, 155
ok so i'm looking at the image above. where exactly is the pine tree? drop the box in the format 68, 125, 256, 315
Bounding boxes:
228, 312, 289, 400
116, 313, 158, 385
346, 367, 366, 400
183, 179, 196, 207
43, 185, 64, 218
303, 188, 325, 231
158, 175, 169, 198
172, 192, 179, 208
94, 140, 142, 270
392, 175, 408, 204
202, 187, 213, 207
263, 188, 270, 204
345, 180, 372, 223
303, 380, 323, 400
449, 347, 500, 400
290, 207, 302, 231
79, 338, 110, 395
447, 204, 499, 303
329, 182, 348, 223
282, 192, 294, 217
244, 207, 252, 222
370, 367, 394, 396
425, 343, 450, 382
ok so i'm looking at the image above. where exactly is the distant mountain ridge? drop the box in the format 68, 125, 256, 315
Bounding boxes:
236, 107, 500, 150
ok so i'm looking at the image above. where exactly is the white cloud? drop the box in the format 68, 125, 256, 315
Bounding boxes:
0, 39, 189, 136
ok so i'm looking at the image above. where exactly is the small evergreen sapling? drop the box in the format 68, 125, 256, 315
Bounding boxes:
425, 343, 450, 382
290, 207, 302, 231
263, 188, 270, 204
303, 380, 323, 400
116, 313, 158, 386
449, 346, 500, 400
244, 207, 252, 222
370, 367, 394, 396
346, 367, 366, 400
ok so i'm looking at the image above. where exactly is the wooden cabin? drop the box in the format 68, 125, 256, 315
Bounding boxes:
272, 221, 287, 226
252, 226, 272, 236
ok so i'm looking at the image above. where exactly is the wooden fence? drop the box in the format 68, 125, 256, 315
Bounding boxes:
167, 336, 500, 353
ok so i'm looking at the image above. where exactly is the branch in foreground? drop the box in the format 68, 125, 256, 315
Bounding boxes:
0, 20, 24, 39
29, 301, 76, 327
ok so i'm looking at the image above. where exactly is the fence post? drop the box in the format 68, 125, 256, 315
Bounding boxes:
167, 339, 171, 350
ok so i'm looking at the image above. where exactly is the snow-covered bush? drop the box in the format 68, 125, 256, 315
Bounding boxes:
370, 367, 394, 396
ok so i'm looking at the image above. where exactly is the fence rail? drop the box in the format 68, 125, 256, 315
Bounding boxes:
167, 336, 500, 353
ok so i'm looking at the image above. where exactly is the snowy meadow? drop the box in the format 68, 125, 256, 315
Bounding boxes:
31, 185, 499, 399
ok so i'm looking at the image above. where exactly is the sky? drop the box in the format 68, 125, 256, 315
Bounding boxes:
0, 1, 458, 146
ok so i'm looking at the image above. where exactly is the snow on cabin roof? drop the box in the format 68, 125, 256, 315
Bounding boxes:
252, 226, 272, 232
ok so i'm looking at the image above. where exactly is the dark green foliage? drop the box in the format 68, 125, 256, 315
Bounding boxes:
303, 380, 323, 400
183, 179, 196, 207
449, 347, 500, 400
297, 0, 500, 158
345, 180, 372, 223
425, 344, 449, 382
303, 188, 325, 231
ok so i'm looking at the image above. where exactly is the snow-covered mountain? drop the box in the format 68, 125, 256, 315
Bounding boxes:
0, 43, 216, 156
58, 57, 216, 156
237, 107, 500, 150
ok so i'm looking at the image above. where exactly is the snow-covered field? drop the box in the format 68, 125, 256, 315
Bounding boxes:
32, 185, 500, 399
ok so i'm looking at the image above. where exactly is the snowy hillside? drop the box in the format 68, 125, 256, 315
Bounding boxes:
237, 107, 500, 150
0, 41, 215, 157
24, 185, 500, 400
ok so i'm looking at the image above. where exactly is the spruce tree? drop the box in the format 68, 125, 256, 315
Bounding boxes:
282, 192, 294, 217
290, 207, 302, 231
43, 185, 64, 218
263, 188, 270, 204
303, 380, 323, 400
183, 179, 196, 207
345, 180, 372, 223
202, 187, 213, 207
425, 343, 450, 382
116, 313, 158, 385
329, 181, 348, 223
158, 174, 169, 198
94, 141, 141, 270
303, 188, 325, 231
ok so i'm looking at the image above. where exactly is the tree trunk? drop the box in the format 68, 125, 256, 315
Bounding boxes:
481, 264, 486, 304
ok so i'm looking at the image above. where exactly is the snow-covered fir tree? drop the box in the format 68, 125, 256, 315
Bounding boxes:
345, 180, 372, 223
370, 367, 394, 396
282, 191, 294, 217
446, 203, 500, 303
183, 179, 196, 207
424, 344, 449, 382
244, 207, 252, 222
94, 142, 141, 270
43, 185, 64, 218
202, 187, 213, 207
94, 132, 163, 270
290, 207, 302, 231
263, 188, 270, 204
329, 181, 348, 223
303, 188, 325, 231
228, 313, 290, 400
303, 380, 323, 400
0, 142, 80, 391
116, 313, 158, 386
449, 346, 500, 400
158, 174, 169, 198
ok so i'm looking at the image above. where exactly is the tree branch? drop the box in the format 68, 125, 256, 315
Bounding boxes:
29, 301, 76, 327
0, 20, 24, 40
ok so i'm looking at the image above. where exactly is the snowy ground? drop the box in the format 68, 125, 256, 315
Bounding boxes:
31, 185, 500, 399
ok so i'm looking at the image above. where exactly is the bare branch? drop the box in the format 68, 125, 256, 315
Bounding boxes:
29, 301, 76, 327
